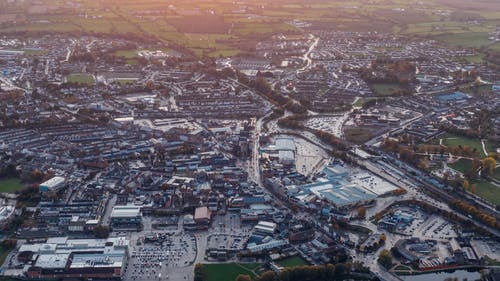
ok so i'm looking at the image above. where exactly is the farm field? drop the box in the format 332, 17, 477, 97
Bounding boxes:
434, 32, 494, 48
0, 0, 497, 57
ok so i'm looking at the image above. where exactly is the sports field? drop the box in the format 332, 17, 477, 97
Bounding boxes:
66, 74, 95, 85
0, 177, 25, 193
276, 256, 309, 268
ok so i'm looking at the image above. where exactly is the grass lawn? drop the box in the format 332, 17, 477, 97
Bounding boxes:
441, 133, 486, 156
449, 159, 471, 174
462, 85, 493, 95
0, 177, 25, 193
344, 127, 374, 144
276, 256, 309, 268
463, 54, 485, 63
370, 83, 406, 96
493, 167, 500, 182
114, 79, 138, 85
203, 263, 261, 281
66, 74, 95, 85
394, 264, 411, 271
0, 245, 12, 267
114, 49, 138, 59
473, 180, 500, 206
353, 97, 380, 108
434, 32, 492, 48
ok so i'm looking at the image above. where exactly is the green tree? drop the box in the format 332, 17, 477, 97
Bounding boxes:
378, 249, 393, 269
93, 225, 110, 238
194, 263, 205, 281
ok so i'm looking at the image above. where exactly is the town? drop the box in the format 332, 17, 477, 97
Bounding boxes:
0, 1, 499, 281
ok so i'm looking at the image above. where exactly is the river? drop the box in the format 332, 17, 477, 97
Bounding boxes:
400, 269, 482, 281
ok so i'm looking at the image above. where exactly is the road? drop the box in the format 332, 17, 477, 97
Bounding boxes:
297, 34, 319, 73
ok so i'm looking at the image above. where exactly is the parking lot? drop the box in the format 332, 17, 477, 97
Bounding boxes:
303, 115, 347, 137
121, 212, 255, 281
415, 216, 457, 240
124, 232, 197, 280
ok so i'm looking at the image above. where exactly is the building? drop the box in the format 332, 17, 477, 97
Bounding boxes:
289, 221, 315, 242
23, 237, 129, 279
0, 201, 15, 230
110, 205, 143, 230
247, 239, 288, 253
39, 176, 65, 192
194, 206, 211, 229
254, 221, 277, 236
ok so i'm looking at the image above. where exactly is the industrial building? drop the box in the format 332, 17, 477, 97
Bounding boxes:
290, 164, 398, 209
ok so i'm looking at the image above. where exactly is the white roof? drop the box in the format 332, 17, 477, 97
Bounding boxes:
35, 253, 69, 268
40, 176, 65, 188
111, 205, 142, 218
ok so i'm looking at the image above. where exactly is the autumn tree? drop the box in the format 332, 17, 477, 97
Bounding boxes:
357, 206, 366, 218
463, 179, 469, 191
482, 157, 496, 176
235, 275, 252, 281
471, 184, 477, 194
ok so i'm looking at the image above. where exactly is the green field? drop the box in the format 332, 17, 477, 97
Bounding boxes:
203, 263, 261, 281
449, 159, 471, 174
370, 83, 406, 96
66, 74, 95, 85
434, 32, 494, 48
114, 49, 138, 59
493, 167, 500, 182
461, 84, 493, 95
276, 256, 309, 268
344, 127, 374, 144
0, 0, 498, 58
463, 54, 485, 63
441, 134, 486, 156
0, 245, 12, 267
353, 97, 380, 108
0, 177, 25, 193
473, 180, 500, 206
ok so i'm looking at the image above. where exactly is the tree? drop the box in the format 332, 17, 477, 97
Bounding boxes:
235, 275, 252, 281
255, 271, 276, 281
463, 179, 469, 191
378, 249, 393, 269
482, 157, 496, 176
194, 263, 205, 281
471, 184, 477, 194
357, 206, 366, 218
93, 225, 111, 238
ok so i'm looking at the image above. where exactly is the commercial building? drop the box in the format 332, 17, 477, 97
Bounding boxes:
110, 205, 143, 230
254, 221, 277, 235
21, 237, 129, 279
39, 176, 65, 192
0, 201, 15, 230
194, 206, 211, 229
